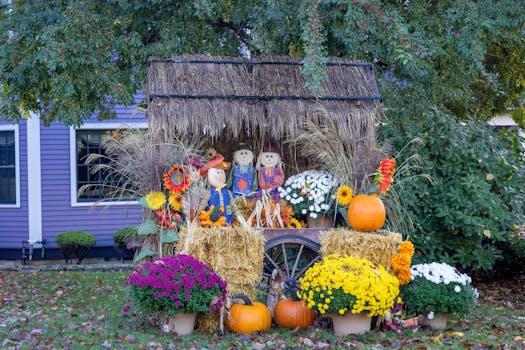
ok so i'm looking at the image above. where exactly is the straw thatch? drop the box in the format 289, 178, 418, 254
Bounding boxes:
174, 226, 265, 331
147, 55, 382, 172
320, 229, 402, 272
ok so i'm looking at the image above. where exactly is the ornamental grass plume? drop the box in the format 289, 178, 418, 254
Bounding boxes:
126, 254, 227, 315
298, 254, 399, 317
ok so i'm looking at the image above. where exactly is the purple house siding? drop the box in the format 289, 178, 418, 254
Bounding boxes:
40, 122, 144, 249
1, 93, 147, 255
41, 96, 147, 249
0, 120, 29, 249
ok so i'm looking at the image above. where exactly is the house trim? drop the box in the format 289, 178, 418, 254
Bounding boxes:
0, 123, 20, 209
27, 114, 42, 241
69, 122, 148, 207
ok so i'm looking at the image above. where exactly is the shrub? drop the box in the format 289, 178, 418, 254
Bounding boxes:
113, 226, 138, 253
55, 230, 96, 264
379, 108, 524, 270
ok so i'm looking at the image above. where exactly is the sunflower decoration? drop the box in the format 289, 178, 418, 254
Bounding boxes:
145, 191, 167, 211
163, 164, 190, 193
336, 185, 353, 206
287, 217, 304, 229
198, 205, 227, 228
168, 191, 183, 211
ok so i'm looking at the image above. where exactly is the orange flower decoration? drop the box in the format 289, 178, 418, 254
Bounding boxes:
374, 158, 396, 195
391, 240, 415, 286
163, 164, 190, 193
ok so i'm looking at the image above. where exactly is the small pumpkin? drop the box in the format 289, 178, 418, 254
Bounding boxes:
274, 298, 316, 329
225, 294, 272, 334
347, 194, 386, 232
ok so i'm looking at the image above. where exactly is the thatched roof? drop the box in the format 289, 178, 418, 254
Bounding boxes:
146, 55, 382, 144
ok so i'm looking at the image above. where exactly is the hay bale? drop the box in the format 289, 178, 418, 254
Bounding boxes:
175, 226, 265, 331
320, 229, 402, 272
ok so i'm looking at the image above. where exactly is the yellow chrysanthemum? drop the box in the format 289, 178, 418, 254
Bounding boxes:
336, 185, 353, 206
299, 254, 399, 316
168, 191, 183, 211
287, 217, 303, 229
145, 191, 167, 210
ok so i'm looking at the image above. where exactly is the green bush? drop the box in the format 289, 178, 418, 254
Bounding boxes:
113, 226, 138, 253
493, 230, 525, 276
55, 230, 96, 264
379, 108, 524, 270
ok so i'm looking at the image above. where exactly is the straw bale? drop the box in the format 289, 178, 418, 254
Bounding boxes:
320, 229, 403, 272
175, 226, 265, 293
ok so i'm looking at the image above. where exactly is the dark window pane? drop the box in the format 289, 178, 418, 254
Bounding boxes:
0, 130, 16, 204
76, 129, 134, 202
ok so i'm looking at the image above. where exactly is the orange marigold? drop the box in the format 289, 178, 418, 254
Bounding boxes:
397, 241, 415, 257
395, 268, 412, 286
391, 254, 411, 271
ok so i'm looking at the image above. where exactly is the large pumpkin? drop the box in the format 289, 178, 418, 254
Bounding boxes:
274, 299, 316, 329
225, 294, 272, 334
347, 194, 386, 232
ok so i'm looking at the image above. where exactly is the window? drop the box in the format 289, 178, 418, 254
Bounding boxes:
71, 124, 147, 205
0, 128, 18, 205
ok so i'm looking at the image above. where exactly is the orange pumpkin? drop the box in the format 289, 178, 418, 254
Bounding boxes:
225, 294, 272, 334
347, 194, 386, 232
274, 299, 316, 329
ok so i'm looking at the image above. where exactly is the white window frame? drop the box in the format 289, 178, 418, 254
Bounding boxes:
69, 122, 148, 207
0, 124, 20, 208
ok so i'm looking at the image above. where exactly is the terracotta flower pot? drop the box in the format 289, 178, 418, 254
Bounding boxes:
162, 312, 197, 335
330, 311, 371, 335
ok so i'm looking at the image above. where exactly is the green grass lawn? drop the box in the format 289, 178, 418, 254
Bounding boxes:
0, 270, 523, 349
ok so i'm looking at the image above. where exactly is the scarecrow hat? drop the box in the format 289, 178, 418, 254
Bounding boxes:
183, 156, 203, 169
262, 143, 281, 155
200, 148, 231, 177
233, 143, 253, 153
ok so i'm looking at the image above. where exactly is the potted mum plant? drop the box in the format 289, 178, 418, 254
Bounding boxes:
126, 254, 227, 335
298, 254, 399, 335
400, 262, 478, 329
278, 170, 338, 228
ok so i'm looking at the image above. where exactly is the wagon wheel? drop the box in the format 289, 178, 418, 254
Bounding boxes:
257, 235, 321, 307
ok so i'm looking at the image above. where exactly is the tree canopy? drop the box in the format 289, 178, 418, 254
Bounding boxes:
0, 0, 523, 127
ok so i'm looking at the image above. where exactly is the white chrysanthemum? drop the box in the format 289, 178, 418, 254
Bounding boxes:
454, 286, 461, 293
301, 209, 307, 215
411, 262, 472, 285
310, 212, 318, 219
427, 311, 434, 320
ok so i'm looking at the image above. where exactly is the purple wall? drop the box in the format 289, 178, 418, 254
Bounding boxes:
0, 120, 29, 249
0, 94, 147, 251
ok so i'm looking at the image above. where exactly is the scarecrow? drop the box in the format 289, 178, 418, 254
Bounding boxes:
256, 143, 285, 201
199, 149, 234, 227
227, 143, 258, 198
182, 156, 206, 222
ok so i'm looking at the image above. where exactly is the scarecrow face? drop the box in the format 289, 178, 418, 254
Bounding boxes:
188, 165, 201, 182
260, 152, 280, 168
207, 168, 226, 188
233, 149, 254, 166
